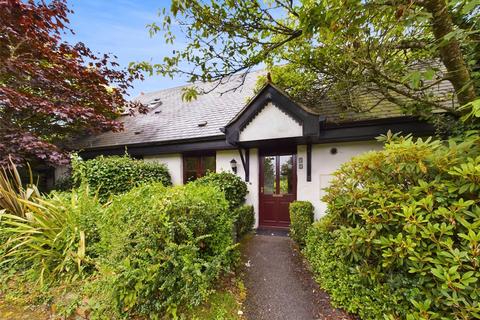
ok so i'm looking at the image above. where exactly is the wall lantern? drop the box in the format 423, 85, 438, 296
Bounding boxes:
230, 159, 237, 174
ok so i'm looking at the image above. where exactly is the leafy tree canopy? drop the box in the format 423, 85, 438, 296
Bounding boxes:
140, 0, 480, 126
0, 0, 145, 166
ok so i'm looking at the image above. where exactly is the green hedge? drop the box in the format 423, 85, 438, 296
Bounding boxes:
193, 172, 248, 210
304, 219, 413, 319
304, 132, 480, 319
234, 204, 254, 239
71, 155, 172, 200
96, 183, 236, 318
289, 201, 314, 246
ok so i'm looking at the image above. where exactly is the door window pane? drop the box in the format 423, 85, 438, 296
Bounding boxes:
263, 156, 276, 194
279, 155, 294, 194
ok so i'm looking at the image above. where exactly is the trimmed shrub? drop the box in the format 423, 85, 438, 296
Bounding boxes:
304, 132, 480, 319
194, 172, 248, 210
289, 201, 314, 246
97, 182, 236, 318
234, 205, 254, 239
72, 155, 172, 201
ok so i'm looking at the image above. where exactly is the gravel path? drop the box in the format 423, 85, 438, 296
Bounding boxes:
241, 233, 353, 320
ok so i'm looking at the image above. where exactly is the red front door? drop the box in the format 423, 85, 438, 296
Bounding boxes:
259, 154, 297, 229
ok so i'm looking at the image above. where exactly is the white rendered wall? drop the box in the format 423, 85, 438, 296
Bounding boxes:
144, 153, 183, 185
239, 102, 303, 141
216, 149, 260, 228
297, 141, 382, 220
133, 140, 380, 225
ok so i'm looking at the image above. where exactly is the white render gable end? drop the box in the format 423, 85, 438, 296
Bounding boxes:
239, 102, 303, 142
223, 83, 322, 146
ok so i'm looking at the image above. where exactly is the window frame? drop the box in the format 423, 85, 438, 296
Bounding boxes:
182, 152, 216, 183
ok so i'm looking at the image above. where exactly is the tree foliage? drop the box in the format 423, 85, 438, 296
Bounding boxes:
0, 0, 144, 166
142, 0, 480, 123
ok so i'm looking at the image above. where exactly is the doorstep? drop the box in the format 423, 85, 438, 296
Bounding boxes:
255, 228, 289, 237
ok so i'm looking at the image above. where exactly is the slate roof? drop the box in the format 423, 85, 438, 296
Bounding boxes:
77, 70, 454, 150
77, 71, 263, 149
317, 80, 455, 123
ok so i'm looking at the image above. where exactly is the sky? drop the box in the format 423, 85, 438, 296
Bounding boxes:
62, 0, 188, 98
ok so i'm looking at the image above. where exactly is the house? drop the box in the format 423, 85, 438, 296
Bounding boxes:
72, 71, 440, 229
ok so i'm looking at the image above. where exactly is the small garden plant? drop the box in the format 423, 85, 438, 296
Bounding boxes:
234, 205, 255, 240
289, 201, 314, 246
1, 186, 103, 285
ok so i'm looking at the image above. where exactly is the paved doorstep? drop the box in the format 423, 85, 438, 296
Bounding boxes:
241, 234, 353, 320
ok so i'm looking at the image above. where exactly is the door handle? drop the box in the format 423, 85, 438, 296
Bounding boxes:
272, 194, 283, 197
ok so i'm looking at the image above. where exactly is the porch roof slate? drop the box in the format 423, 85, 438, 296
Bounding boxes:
76, 70, 453, 150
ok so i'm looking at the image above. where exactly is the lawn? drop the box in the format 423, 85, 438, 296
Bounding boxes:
0, 275, 246, 320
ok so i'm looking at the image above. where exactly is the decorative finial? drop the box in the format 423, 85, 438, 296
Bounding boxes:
266, 72, 272, 83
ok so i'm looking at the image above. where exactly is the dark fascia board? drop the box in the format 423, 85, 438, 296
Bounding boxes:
317, 117, 435, 143
222, 117, 435, 148
79, 135, 233, 159
74, 134, 226, 152
324, 116, 423, 129
235, 136, 313, 149
224, 84, 323, 145
79, 117, 435, 159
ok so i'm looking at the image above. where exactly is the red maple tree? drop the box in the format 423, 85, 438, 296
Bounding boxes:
0, 0, 144, 166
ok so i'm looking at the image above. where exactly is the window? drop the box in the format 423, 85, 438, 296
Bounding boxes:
279, 155, 294, 194
261, 154, 295, 195
262, 156, 276, 194
183, 154, 216, 183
